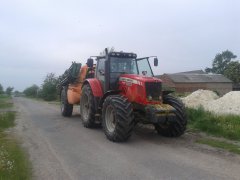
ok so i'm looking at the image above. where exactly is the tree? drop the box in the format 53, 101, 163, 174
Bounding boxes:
14, 90, 21, 97
224, 61, 240, 83
23, 85, 39, 97
205, 50, 237, 74
0, 84, 3, 94
5, 87, 14, 96
40, 73, 58, 101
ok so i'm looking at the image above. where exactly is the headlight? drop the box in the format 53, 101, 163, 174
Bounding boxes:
148, 96, 152, 101
159, 96, 162, 102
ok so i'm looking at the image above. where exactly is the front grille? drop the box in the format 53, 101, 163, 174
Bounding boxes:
145, 82, 162, 101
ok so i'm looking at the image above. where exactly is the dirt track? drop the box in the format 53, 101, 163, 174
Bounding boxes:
13, 97, 240, 180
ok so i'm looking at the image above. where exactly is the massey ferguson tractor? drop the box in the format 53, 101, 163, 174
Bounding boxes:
59, 48, 187, 142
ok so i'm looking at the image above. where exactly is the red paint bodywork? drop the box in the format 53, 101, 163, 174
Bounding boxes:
86, 74, 162, 106
84, 78, 103, 97
118, 74, 162, 105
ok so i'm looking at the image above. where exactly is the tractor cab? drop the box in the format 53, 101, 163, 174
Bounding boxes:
95, 50, 158, 93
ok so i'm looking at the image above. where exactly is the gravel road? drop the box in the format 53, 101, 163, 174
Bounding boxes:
13, 97, 240, 180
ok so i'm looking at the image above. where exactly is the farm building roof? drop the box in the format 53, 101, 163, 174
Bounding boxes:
173, 70, 206, 74
157, 70, 232, 83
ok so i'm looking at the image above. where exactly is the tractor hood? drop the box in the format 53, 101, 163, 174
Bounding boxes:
118, 74, 162, 105
119, 74, 162, 83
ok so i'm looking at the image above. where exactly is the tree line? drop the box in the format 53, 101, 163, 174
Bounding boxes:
23, 73, 59, 101
0, 84, 14, 96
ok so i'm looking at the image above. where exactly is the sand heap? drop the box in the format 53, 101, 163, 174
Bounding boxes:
204, 91, 240, 115
181, 89, 219, 109
182, 90, 240, 116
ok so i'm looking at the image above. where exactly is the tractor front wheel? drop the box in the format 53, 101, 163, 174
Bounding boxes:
154, 95, 187, 137
60, 87, 73, 117
80, 84, 96, 128
102, 95, 134, 142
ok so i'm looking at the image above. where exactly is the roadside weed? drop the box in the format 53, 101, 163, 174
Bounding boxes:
187, 107, 240, 141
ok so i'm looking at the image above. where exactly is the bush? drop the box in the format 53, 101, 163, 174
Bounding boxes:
39, 73, 58, 101
23, 85, 39, 98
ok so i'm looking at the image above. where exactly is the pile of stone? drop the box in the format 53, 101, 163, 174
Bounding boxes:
181, 90, 240, 116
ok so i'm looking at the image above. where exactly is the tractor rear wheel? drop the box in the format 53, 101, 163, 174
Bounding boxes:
154, 95, 187, 137
60, 87, 73, 117
102, 95, 134, 142
80, 84, 96, 128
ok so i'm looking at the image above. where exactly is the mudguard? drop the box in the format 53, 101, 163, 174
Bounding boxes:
83, 78, 103, 97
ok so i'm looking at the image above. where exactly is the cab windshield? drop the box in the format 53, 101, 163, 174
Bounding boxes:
110, 57, 153, 77
110, 57, 138, 74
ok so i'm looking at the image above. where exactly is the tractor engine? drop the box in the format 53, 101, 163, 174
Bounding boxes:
119, 74, 177, 125
119, 74, 162, 105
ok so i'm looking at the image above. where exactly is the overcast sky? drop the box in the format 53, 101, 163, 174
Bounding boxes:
0, 0, 239, 91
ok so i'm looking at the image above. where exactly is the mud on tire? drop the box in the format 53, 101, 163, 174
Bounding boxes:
102, 95, 134, 142
154, 95, 187, 137
80, 84, 96, 128
60, 87, 73, 117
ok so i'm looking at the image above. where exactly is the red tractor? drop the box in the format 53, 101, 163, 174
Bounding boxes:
60, 49, 187, 142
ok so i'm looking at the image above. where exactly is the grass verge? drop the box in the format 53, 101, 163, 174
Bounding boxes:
0, 133, 32, 180
0, 112, 15, 129
187, 107, 240, 141
0, 96, 32, 179
197, 138, 240, 155
0, 95, 13, 109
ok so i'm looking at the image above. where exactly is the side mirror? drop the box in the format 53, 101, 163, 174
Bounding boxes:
154, 58, 158, 66
99, 69, 105, 75
87, 58, 94, 68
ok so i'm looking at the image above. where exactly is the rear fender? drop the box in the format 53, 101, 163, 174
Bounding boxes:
83, 79, 103, 97
82, 79, 104, 114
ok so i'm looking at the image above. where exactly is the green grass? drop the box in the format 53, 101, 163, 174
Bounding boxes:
187, 107, 240, 141
0, 95, 13, 109
0, 96, 32, 179
197, 138, 240, 154
0, 112, 15, 129
0, 135, 32, 180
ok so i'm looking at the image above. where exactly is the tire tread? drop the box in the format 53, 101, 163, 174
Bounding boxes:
102, 95, 134, 142
155, 95, 187, 137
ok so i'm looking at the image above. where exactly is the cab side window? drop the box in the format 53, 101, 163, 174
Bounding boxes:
96, 58, 106, 91
96, 58, 105, 78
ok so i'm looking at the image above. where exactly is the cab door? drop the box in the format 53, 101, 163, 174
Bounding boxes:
96, 58, 106, 92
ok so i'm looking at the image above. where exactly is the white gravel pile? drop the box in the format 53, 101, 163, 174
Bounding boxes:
182, 90, 240, 116
181, 89, 219, 108
204, 91, 240, 115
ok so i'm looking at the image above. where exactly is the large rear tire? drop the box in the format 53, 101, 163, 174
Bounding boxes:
154, 95, 187, 137
80, 84, 96, 128
102, 95, 134, 142
60, 87, 73, 117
